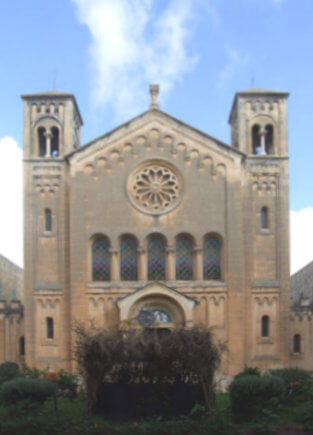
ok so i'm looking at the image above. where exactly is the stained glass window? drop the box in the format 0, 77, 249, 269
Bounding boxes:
176, 235, 193, 280
120, 235, 138, 281
203, 236, 222, 280
92, 237, 110, 281
148, 235, 166, 280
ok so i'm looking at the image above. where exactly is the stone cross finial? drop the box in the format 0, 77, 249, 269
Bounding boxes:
149, 84, 159, 109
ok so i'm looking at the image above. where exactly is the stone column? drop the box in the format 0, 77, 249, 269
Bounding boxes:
44, 131, 52, 158
166, 245, 175, 280
110, 248, 119, 281
137, 245, 146, 280
194, 245, 202, 280
259, 127, 267, 155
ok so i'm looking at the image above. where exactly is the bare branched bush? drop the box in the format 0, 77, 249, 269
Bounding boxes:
73, 323, 225, 416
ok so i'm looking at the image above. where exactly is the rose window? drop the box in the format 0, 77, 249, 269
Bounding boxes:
128, 161, 183, 215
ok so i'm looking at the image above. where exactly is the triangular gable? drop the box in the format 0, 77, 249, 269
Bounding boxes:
67, 109, 244, 175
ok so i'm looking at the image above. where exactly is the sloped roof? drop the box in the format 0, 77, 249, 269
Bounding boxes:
291, 260, 313, 302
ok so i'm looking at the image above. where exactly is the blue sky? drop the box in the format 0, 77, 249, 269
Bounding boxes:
0, 0, 312, 272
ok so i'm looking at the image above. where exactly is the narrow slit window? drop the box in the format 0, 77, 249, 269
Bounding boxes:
293, 334, 301, 353
46, 317, 54, 339
45, 209, 52, 231
261, 315, 269, 337
261, 207, 269, 229
19, 337, 25, 356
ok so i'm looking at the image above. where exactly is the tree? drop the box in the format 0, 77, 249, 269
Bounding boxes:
74, 323, 224, 416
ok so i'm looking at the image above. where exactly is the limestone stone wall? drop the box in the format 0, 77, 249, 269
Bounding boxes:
0, 255, 24, 364
22, 88, 292, 375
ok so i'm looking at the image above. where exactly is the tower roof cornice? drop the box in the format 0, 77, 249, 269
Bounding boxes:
228, 88, 289, 124
21, 91, 83, 125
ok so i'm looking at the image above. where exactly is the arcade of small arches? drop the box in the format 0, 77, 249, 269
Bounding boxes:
91, 233, 223, 282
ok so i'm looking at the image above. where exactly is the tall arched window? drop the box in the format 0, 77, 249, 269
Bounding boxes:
46, 317, 54, 339
293, 334, 301, 353
148, 234, 166, 280
92, 237, 110, 281
38, 127, 46, 157
175, 235, 193, 280
265, 124, 274, 155
51, 127, 59, 157
261, 206, 269, 229
120, 235, 138, 281
261, 315, 269, 337
203, 235, 222, 280
45, 208, 52, 231
252, 124, 261, 154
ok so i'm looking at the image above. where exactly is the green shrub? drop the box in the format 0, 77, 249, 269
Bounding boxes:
229, 374, 285, 422
21, 362, 48, 379
0, 377, 57, 412
56, 369, 78, 399
0, 361, 20, 385
234, 365, 261, 379
269, 368, 313, 405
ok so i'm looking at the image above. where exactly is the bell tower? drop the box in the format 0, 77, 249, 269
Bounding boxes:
229, 89, 290, 368
22, 91, 83, 370
229, 88, 289, 156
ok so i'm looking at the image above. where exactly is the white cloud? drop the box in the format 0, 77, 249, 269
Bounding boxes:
290, 208, 313, 275
0, 137, 23, 267
72, 0, 207, 119
218, 45, 250, 88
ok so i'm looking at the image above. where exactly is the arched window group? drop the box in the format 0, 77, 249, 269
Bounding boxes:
252, 124, 274, 155
91, 234, 222, 282
37, 126, 59, 157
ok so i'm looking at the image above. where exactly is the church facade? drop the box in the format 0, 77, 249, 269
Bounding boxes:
22, 86, 292, 375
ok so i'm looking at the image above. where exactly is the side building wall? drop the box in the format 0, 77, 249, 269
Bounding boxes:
0, 254, 24, 364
